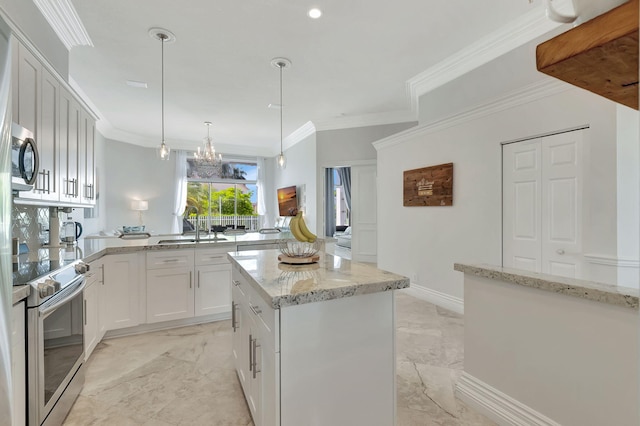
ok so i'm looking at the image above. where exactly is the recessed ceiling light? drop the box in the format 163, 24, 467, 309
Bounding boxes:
126, 80, 148, 88
308, 8, 322, 19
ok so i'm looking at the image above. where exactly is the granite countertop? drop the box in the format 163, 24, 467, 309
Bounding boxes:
454, 263, 639, 309
228, 250, 409, 309
12, 285, 30, 304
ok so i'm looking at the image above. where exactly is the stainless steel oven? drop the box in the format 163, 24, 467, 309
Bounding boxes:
26, 261, 88, 426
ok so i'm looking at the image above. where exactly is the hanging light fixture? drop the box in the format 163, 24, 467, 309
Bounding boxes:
271, 57, 291, 170
149, 28, 176, 161
194, 121, 223, 169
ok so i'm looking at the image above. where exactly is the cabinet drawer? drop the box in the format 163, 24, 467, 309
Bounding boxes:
147, 249, 194, 269
195, 247, 231, 266
232, 269, 278, 348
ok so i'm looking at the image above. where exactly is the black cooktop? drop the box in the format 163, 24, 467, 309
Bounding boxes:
12, 257, 77, 286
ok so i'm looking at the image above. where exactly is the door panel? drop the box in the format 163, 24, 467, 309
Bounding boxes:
503, 140, 542, 272
503, 130, 584, 278
351, 164, 377, 263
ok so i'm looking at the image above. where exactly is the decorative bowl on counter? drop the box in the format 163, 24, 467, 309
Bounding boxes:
122, 225, 145, 234
278, 239, 321, 258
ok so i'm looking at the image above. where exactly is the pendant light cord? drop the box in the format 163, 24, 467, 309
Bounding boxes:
279, 63, 283, 156
161, 34, 165, 144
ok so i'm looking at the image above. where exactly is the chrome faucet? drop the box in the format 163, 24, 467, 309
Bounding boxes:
185, 206, 200, 241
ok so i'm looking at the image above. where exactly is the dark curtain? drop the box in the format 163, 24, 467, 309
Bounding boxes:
325, 168, 336, 237
337, 167, 351, 212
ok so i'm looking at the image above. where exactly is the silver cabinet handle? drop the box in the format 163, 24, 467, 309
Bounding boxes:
248, 333, 253, 371
84, 299, 87, 325
252, 338, 261, 379
249, 304, 262, 316
189, 271, 192, 288
46, 170, 50, 194
197, 270, 200, 288
231, 301, 237, 332
162, 258, 179, 263
233, 280, 241, 287
557, 249, 565, 255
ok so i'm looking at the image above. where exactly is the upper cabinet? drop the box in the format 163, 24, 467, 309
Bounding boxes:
12, 37, 97, 206
536, 0, 639, 110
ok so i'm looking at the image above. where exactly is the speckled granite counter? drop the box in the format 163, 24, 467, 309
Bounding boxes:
454, 263, 639, 309
228, 250, 409, 308
12, 285, 30, 304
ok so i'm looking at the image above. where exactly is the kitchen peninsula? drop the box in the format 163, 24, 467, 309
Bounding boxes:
228, 250, 409, 426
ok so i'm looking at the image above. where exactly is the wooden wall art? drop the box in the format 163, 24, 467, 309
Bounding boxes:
403, 163, 453, 206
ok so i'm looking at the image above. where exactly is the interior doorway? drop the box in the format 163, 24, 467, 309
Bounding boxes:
502, 129, 586, 278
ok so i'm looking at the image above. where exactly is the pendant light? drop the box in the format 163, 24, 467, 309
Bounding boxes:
271, 58, 291, 170
150, 28, 176, 161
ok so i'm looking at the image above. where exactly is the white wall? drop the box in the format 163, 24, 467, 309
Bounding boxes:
104, 139, 176, 234
376, 87, 618, 301
0, 0, 68, 77
271, 132, 317, 231
616, 105, 640, 288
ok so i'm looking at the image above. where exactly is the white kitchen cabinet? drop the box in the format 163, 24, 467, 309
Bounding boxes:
146, 248, 232, 324
146, 266, 194, 323
59, 87, 80, 202
231, 272, 279, 426
102, 253, 140, 330
39, 67, 60, 201
83, 268, 100, 360
81, 110, 96, 204
11, 301, 26, 426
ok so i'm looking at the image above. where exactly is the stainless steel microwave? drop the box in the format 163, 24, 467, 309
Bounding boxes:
11, 122, 39, 192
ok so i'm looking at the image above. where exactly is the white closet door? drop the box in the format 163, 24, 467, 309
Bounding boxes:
351, 165, 377, 263
541, 131, 583, 278
503, 130, 584, 278
503, 140, 542, 272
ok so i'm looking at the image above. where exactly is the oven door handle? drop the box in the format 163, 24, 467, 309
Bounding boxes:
39, 280, 85, 317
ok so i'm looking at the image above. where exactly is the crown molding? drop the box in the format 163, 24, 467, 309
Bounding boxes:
407, 1, 571, 106
282, 121, 316, 150
314, 109, 417, 132
32, 0, 93, 50
374, 78, 570, 151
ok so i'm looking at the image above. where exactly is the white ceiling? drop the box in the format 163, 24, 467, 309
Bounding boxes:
68, 0, 546, 156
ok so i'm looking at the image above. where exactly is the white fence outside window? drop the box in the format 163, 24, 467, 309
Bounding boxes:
186, 215, 259, 231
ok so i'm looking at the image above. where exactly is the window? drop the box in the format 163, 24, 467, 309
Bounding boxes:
185, 158, 259, 231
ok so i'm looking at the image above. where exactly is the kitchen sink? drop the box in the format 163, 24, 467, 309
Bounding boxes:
156, 237, 227, 245
157, 239, 197, 245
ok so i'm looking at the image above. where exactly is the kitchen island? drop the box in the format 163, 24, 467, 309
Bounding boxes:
228, 250, 409, 426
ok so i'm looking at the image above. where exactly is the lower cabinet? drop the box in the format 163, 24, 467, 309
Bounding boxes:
83, 270, 100, 360
232, 271, 279, 426
147, 248, 232, 324
102, 253, 141, 330
11, 301, 26, 426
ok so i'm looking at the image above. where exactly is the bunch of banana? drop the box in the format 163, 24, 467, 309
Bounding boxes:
290, 212, 317, 243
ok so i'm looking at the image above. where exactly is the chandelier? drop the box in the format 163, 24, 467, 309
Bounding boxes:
194, 121, 223, 171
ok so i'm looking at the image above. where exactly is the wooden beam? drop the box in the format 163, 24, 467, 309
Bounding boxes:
536, 0, 639, 109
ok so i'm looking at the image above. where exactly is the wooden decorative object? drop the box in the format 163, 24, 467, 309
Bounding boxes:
278, 254, 320, 264
536, 0, 639, 110
403, 163, 453, 207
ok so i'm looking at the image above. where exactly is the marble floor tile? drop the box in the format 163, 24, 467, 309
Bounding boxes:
63, 292, 493, 426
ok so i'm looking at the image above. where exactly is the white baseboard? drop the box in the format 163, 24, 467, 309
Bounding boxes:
401, 284, 464, 314
456, 372, 561, 426
104, 312, 231, 339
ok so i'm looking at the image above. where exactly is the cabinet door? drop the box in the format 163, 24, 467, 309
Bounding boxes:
11, 302, 26, 426
77, 107, 86, 204
59, 88, 79, 202
103, 253, 139, 330
16, 43, 39, 138
247, 319, 262, 425
146, 267, 194, 323
261, 343, 279, 426
39, 67, 59, 201
83, 280, 99, 360
83, 112, 96, 204
14, 42, 41, 200
232, 284, 249, 394
195, 263, 231, 316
